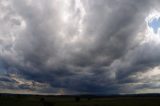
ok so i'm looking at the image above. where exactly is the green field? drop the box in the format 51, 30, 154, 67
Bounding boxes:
0, 94, 160, 106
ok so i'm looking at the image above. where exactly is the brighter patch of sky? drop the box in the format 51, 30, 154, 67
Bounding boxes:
148, 17, 160, 34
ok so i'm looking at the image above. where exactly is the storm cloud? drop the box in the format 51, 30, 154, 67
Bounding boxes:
0, 0, 160, 94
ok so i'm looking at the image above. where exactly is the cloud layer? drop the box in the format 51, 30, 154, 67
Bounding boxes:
0, 0, 160, 94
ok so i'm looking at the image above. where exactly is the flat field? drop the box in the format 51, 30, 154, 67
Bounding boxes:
0, 94, 160, 106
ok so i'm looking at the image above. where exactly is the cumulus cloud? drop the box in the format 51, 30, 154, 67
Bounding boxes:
0, 0, 160, 94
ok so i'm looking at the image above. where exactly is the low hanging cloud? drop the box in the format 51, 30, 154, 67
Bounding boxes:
0, 0, 160, 94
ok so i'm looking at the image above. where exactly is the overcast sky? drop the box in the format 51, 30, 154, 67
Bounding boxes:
0, 0, 160, 95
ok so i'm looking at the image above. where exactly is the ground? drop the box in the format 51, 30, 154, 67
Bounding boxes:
0, 94, 160, 106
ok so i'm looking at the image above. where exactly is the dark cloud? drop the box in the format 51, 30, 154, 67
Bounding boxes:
0, 0, 160, 94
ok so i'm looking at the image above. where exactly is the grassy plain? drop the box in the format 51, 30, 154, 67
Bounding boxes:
0, 94, 160, 106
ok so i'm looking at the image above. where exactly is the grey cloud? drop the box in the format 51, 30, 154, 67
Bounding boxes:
0, 0, 160, 94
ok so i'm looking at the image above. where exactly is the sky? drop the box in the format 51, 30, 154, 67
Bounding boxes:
148, 17, 160, 34
1, 0, 160, 95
